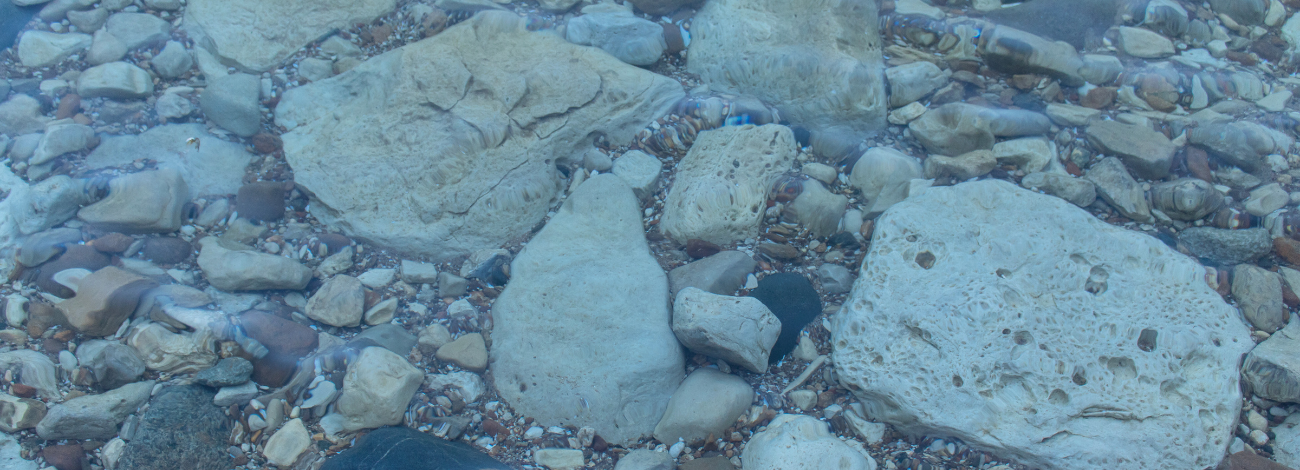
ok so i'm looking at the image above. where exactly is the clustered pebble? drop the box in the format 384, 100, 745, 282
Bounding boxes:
2, 0, 1300, 469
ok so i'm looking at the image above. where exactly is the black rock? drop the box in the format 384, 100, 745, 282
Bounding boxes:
826, 232, 860, 251
468, 254, 510, 286
141, 237, 193, 264
0, 2, 39, 51
748, 273, 821, 363
236, 181, 286, 222
320, 426, 510, 470
117, 385, 232, 470
194, 357, 254, 388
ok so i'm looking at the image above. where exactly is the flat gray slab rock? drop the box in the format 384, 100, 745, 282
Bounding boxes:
275, 12, 682, 261
184, 0, 396, 72
85, 124, 253, 198
490, 174, 684, 444
831, 179, 1251, 470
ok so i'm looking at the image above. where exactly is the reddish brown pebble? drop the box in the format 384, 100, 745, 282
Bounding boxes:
1080, 87, 1117, 109
1283, 279, 1300, 309
43, 338, 67, 353
10, 383, 36, 398
685, 239, 722, 259
251, 133, 283, 154
591, 434, 608, 452
89, 233, 134, 253
41, 443, 84, 470
1216, 450, 1296, 470
480, 419, 508, 438
364, 24, 393, 44
662, 22, 685, 54
1010, 74, 1038, 91
240, 311, 319, 387
34, 245, 111, 298
1186, 147, 1213, 183
55, 94, 81, 120
1277, 237, 1300, 266
1225, 50, 1259, 66
26, 302, 67, 337
52, 329, 75, 342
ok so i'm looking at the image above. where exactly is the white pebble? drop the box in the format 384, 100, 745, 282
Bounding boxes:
524, 426, 544, 440
669, 440, 685, 458
1250, 429, 1270, 446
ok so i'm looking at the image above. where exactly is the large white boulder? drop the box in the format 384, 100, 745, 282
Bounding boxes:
687, 0, 886, 132
275, 12, 682, 261
660, 124, 796, 245
831, 179, 1251, 470
184, 0, 396, 72
490, 174, 684, 444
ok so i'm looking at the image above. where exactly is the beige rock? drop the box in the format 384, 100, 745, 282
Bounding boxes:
671, 287, 780, 373
126, 322, 217, 373
197, 237, 312, 291
184, 0, 396, 72
78, 168, 188, 234
0, 393, 46, 432
435, 333, 487, 372
263, 418, 311, 466
306, 275, 365, 327
57, 266, 157, 337
319, 347, 423, 435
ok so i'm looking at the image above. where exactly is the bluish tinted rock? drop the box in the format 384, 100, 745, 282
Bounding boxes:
320, 426, 510, 470
117, 385, 231, 470
749, 273, 821, 363
194, 357, 253, 387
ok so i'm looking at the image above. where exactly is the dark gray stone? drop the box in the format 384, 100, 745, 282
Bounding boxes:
1243, 319, 1300, 404
981, 0, 1116, 49
117, 385, 232, 470
1178, 227, 1271, 266
749, 273, 821, 364
74, 340, 145, 390
199, 73, 262, 137
194, 357, 253, 388
350, 324, 417, 356
668, 251, 757, 298
320, 426, 510, 470
1233, 264, 1287, 333
815, 264, 854, 295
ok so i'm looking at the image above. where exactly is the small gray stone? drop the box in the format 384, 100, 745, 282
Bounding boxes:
194, 357, 254, 388
1245, 183, 1290, 216
1086, 120, 1176, 180
36, 380, 155, 440
800, 163, 838, 185
652, 368, 753, 444
924, 149, 996, 181
399, 260, 438, 284
86, 30, 127, 65
1211, 0, 1268, 25
1150, 178, 1224, 221
612, 150, 661, 201
319, 35, 363, 58
200, 73, 262, 137
668, 251, 757, 298
613, 449, 673, 470
0, 94, 47, 138
672, 287, 781, 373
1118, 26, 1175, 58
197, 237, 312, 291
298, 58, 334, 82
1021, 172, 1097, 207
1086, 157, 1153, 223
29, 120, 93, 166
155, 93, 193, 120
1244, 319, 1300, 404
77, 61, 154, 99
220, 218, 266, 245
1045, 103, 1101, 127
151, 41, 193, 79
1079, 54, 1123, 85
815, 264, 854, 294
38, 0, 93, 22
67, 8, 109, 33
1178, 227, 1271, 265
437, 272, 468, 298
1234, 264, 1287, 333
306, 275, 365, 327
78, 168, 188, 233
1189, 121, 1288, 172
105, 12, 170, 50
886, 61, 947, 108
351, 323, 417, 355
784, 179, 846, 238
417, 323, 453, 353
74, 340, 146, 390
16, 31, 91, 68
143, 0, 181, 10
213, 381, 259, 406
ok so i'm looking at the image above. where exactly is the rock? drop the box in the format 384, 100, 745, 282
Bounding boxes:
435, 332, 488, 372
672, 287, 780, 373
363, 297, 398, 325
628, 0, 696, 15
992, 138, 1052, 174
36, 380, 154, 440
1179, 227, 1272, 265
615, 449, 674, 470
86, 30, 126, 65
924, 149, 996, 181
566, 10, 666, 66
319, 347, 423, 435
184, 0, 394, 72
536, 448, 585, 469
141, 237, 192, 264
306, 275, 365, 327
298, 58, 334, 82
0, 350, 59, 398
1118, 26, 1175, 58
240, 310, 318, 387
1212, 0, 1268, 25
1085, 120, 1176, 180
127, 323, 217, 373
1150, 178, 1224, 221
74, 340, 145, 390
0, 95, 47, 138
77, 62, 154, 99
653, 368, 752, 445
1234, 264, 1287, 332
275, 12, 681, 262
264, 418, 311, 466
197, 237, 312, 291
816, 264, 854, 294
1246, 183, 1290, 217
1045, 103, 1100, 127
687, 0, 884, 132
417, 323, 453, 353
749, 273, 820, 364
669, 251, 757, 298
149, 42, 192, 80
1189, 121, 1290, 172
887, 102, 927, 125
194, 357, 253, 387
1086, 157, 1153, 223
67, 8, 108, 33
78, 169, 188, 234
116, 385, 231, 470
40, 443, 84, 470
758, 243, 799, 260
86, 124, 253, 198
886, 62, 947, 108
612, 149, 662, 201
662, 125, 796, 244
785, 179, 847, 237
425, 371, 487, 404
57, 266, 157, 336
1246, 320, 1300, 406
320, 425, 510, 470
212, 381, 257, 406
200, 73, 262, 137
0, 393, 46, 432
0, 431, 35, 470
491, 174, 683, 443
437, 271, 469, 297
801, 163, 838, 185
19, 227, 82, 267
980, 25, 1086, 85
742, 414, 875, 470
17, 31, 90, 67
352, 323, 416, 355
399, 260, 438, 284
105, 13, 169, 50
850, 147, 924, 216
908, 103, 996, 156
316, 246, 353, 277
832, 179, 1252, 470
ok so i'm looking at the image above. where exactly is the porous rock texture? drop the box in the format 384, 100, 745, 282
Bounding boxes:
183, 0, 396, 72
275, 12, 683, 262
490, 174, 684, 444
831, 179, 1251, 470
687, 0, 886, 133
660, 124, 796, 245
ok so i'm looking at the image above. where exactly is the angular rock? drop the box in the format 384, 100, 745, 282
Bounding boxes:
924, 149, 996, 181
980, 25, 1085, 86
264, 418, 311, 466
197, 237, 312, 291
653, 367, 752, 444
1150, 178, 1224, 221
850, 147, 924, 216
1244, 319, 1300, 405
1179, 227, 1271, 265
832, 179, 1252, 470
319, 426, 510, 470
0, 393, 46, 432
155, 92, 193, 120
668, 251, 757, 300
566, 9, 666, 66
672, 287, 780, 373
1045, 103, 1100, 127
79, 168, 187, 234
74, 340, 146, 390
86, 29, 126, 66
19, 227, 82, 267
240, 311, 318, 387
536, 449, 585, 469
741, 414, 875, 470
1189, 121, 1290, 172
909, 103, 996, 156
212, 381, 257, 406
36, 381, 154, 440
116, 385, 231, 470
612, 149, 662, 201
816, 263, 854, 295
614, 449, 674, 470
992, 138, 1052, 174
1212, 0, 1268, 25
57, 266, 157, 336
687, 0, 886, 132
194, 357, 253, 388
785, 179, 847, 238
319, 347, 423, 435
297, 58, 334, 82
1086, 120, 1176, 180
1020, 172, 1098, 207
417, 323, 453, 354
105, 13, 170, 50
1245, 183, 1289, 217
141, 237, 192, 264
86, 124, 252, 198
76, 62, 154, 99
886, 61, 947, 108
275, 12, 681, 261
1086, 157, 1153, 223
184, 0, 395, 72
151, 41, 192, 79
306, 275, 365, 328
200, 73, 261, 137
662, 125, 797, 244
351, 323, 416, 355
127, 323, 217, 373
17, 31, 90, 68
491, 174, 683, 443
1234, 264, 1287, 333
435, 332, 487, 372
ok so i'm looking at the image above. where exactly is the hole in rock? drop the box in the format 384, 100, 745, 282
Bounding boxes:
996, 268, 1011, 278
952, 375, 964, 387
915, 251, 936, 269
1013, 330, 1033, 345
1072, 366, 1088, 386
1049, 389, 1069, 405
1138, 329, 1158, 352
